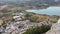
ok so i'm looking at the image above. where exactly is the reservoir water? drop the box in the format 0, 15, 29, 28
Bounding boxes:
26, 6, 60, 16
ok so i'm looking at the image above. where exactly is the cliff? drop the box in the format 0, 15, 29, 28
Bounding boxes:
46, 19, 60, 34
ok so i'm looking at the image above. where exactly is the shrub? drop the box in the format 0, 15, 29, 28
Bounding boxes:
23, 25, 51, 34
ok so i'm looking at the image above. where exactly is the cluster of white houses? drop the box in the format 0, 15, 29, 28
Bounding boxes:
0, 12, 53, 34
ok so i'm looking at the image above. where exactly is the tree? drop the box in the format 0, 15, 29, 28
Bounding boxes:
23, 25, 51, 34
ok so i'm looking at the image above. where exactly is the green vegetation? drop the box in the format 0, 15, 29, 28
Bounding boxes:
21, 11, 59, 23
25, 14, 49, 23
27, 17, 37, 22
23, 25, 51, 34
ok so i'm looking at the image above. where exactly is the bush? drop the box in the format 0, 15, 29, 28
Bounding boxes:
23, 25, 51, 34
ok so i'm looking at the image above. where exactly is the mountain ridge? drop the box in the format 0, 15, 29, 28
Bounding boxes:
0, 0, 60, 5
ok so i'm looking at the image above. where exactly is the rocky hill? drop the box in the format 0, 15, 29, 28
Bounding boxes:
46, 18, 60, 34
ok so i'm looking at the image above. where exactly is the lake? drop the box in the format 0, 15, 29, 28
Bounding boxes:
26, 6, 60, 16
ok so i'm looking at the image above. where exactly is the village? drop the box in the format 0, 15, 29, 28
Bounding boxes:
0, 11, 55, 34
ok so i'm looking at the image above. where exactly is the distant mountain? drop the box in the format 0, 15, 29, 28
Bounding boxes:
0, 0, 60, 6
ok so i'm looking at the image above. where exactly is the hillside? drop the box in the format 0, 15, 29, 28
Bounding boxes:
46, 19, 60, 34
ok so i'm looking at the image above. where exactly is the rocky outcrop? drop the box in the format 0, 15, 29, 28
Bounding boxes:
46, 19, 60, 34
